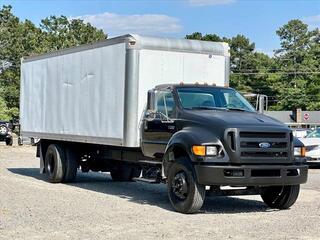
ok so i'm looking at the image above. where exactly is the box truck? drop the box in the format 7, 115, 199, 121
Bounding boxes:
20, 34, 308, 213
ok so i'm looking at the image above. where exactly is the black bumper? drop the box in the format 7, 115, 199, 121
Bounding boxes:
0, 135, 11, 141
194, 164, 308, 186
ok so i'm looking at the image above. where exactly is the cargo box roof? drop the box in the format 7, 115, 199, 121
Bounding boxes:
22, 34, 230, 63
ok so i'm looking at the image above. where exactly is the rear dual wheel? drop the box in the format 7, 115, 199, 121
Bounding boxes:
44, 144, 78, 183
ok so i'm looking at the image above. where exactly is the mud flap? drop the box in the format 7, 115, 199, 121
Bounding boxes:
39, 144, 45, 174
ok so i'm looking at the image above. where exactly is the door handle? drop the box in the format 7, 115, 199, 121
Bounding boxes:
168, 125, 175, 130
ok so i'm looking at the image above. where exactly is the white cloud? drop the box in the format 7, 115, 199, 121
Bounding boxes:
188, 0, 236, 6
303, 14, 320, 29
75, 12, 182, 36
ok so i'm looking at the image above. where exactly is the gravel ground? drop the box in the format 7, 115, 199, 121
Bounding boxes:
0, 144, 319, 240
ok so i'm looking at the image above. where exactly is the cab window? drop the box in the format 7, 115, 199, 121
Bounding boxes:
155, 90, 175, 118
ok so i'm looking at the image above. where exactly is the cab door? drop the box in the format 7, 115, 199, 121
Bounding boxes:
141, 90, 177, 158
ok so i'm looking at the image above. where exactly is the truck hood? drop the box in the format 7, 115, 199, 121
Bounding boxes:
183, 110, 286, 129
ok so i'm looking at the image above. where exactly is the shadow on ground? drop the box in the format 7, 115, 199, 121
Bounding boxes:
8, 167, 271, 214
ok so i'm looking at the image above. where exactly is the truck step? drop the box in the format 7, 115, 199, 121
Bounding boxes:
132, 177, 160, 184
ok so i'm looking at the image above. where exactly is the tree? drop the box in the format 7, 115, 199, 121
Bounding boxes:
274, 19, 320, 110
40, 16, 106, 51
0, 5, 106, 119
0, 87, 9, 120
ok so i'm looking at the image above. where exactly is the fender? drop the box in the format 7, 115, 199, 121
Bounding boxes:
162, 126, 224, 177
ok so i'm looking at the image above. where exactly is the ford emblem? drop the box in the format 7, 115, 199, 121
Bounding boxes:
259, 142, 271, 148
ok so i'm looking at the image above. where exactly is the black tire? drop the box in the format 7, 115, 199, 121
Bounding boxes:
63, 147, 78, 183
44, 144, 78, 183
110, 164, 140, 182
260, 185, 300, 209
5, 137, 13, 146
167, 158, 205, 214
45, 144, 65, 183
18, 137, 23, 146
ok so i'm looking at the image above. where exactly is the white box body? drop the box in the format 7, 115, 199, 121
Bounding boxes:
20, 34, 230, 147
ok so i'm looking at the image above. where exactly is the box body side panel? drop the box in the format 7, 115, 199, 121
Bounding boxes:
21, 43, 127, 145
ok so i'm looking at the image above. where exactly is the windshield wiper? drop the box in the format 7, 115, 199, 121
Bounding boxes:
226, 107, 248, 112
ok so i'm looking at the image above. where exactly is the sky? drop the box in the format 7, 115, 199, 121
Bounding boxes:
1, 0, 320, 56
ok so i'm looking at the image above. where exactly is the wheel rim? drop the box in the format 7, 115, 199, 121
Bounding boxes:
171, 171, 189, 200
0, 126, 7, 135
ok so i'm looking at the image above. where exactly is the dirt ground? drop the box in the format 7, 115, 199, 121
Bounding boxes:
0, 144, 319, 240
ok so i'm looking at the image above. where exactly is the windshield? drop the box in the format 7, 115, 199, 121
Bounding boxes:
176, 87, 256, 112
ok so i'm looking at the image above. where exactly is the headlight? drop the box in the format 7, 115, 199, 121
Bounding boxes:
206, 146, 218, 156
192, 145, 218, 156
294, 147, 306, 157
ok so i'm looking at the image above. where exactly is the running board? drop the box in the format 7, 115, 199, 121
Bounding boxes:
137, 160, 162, 165
132, 177, 160, 184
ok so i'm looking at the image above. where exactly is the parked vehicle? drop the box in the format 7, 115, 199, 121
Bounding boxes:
299, 128, 320, 164
0, 121, 13, 146
292, 128, 311, 138
20, 34, 308, 213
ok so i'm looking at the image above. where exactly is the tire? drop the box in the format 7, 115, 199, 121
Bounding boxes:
45, 144, 65, 183
44, 144, 78, 183
63, 147, 78, 183
18, 137, 23, 146
110, 164, 139, 182
260, 185, 300, 209
167, 158, 206, 214
5, 137, 13, 146
0, 125, 8, 136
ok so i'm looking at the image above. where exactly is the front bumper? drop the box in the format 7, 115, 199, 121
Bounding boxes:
0, 135, 11, 141
194, 164, 308, 186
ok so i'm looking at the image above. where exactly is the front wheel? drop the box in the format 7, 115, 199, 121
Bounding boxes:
260, 185, 300, 209
167, 158, 205, 214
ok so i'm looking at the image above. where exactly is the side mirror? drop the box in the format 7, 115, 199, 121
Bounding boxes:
147, 90, 156, 111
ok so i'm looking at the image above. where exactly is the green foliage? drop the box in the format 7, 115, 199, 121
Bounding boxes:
0, 87, 9, 120
40, 15, 106, 51
273, 20, 320, 110
0, 5, 107, 120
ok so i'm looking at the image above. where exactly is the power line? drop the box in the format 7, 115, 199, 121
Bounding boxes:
232, 72, 320, 75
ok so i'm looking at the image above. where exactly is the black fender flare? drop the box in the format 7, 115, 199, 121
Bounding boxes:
162, 127, 223, 177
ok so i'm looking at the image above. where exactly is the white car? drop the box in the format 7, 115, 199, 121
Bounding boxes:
299, 129, 320, 163
292, 128, 311, 138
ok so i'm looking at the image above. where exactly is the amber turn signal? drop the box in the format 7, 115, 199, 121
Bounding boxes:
192, 145, 206, 156
300, 147, 306, 157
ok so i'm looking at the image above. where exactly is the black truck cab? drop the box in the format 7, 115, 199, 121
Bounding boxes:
140, 84, 307, 213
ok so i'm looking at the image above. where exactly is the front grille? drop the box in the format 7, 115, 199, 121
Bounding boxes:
240, 132, 286, 138
239, 131, 290, 162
